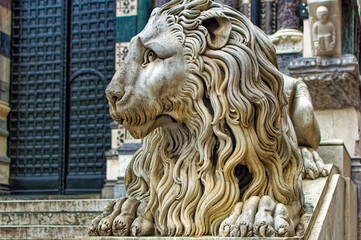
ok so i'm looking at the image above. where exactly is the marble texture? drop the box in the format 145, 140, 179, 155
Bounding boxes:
308, 174, 345, 240
317, 140, 351, 178
277, 0, 301, 30
315, 109, 360, 156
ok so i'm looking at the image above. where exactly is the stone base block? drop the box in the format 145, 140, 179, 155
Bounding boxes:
101, 180, 117, 199
113, 176, 126, 198
315, 108, 361, 156
317, 140, 351, 177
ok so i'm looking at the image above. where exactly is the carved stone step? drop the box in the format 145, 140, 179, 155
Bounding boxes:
0, 199, 111, 213
0, 225, 89, 239
0, 199, 111, 239
0, 212, 99, 225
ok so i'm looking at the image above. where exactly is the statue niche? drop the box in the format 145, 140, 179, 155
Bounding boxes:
89, 0, 328, 237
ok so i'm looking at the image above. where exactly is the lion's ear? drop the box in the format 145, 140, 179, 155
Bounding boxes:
200, 12, 232, 49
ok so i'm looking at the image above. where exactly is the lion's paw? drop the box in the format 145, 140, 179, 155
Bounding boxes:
301, 147, 328, 179
88, 197, 154, 236
220, 196, 296, 237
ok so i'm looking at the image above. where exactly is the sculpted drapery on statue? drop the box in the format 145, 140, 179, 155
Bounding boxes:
89, 0, 327, 237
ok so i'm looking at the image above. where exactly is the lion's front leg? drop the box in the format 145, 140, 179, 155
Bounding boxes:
220, 196, 301, 237
88, 197, 154, 236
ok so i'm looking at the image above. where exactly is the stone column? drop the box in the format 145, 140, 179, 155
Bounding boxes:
155, 0, 171, 7
0, 0, 11, 195
214, 0, 239, 9
277, 0, 301, 30
269, 0, 303, 74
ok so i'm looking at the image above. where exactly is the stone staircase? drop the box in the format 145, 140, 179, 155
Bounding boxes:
0, 198, 111, 239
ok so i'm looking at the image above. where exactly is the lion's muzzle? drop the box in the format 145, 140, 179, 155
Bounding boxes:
105, 76, 125, 108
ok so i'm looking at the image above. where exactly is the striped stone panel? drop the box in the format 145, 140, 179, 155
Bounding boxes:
0, 0, 10, 193
260, 0, 277, 35
115, 0, 152, 142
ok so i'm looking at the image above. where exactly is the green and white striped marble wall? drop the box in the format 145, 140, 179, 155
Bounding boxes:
0, 0, 11, 194
115, 0, 153, 70
114, 0, 153, 145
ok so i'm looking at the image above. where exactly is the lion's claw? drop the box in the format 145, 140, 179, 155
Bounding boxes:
220, 196, 297, 237
301, 147, 329, 179
89, 197, 153, 236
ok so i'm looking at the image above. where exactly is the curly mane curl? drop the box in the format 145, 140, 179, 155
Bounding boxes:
124, 0, 302, 236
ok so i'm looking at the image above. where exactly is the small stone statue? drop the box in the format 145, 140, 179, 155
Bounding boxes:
312, 6, 336, 56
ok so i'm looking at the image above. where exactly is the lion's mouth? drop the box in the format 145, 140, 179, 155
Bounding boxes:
110, 107, 178, 138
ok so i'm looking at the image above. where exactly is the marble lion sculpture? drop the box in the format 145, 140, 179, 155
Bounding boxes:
89, 0, 328, 237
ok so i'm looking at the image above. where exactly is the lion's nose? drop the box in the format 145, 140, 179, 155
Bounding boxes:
105, 86, 125, 106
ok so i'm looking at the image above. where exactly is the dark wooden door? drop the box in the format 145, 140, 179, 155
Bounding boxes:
8, 0, 114, 194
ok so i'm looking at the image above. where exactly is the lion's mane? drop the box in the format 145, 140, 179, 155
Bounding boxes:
124, 0, 302, 236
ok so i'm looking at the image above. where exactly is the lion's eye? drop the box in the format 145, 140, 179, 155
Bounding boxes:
144, 49, 158, 65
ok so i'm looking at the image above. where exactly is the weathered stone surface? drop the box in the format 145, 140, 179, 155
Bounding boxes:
316, 140, 351, 177
277, 0, 301, 30
270, 30, 303, 55
214, 0, 239, 10
276, 53, 301, 74
0, 225, 89, 239
308, 174, 345, 240
344, 177, 357, 240
0, 199, 110, 212
351, 157, 361, 240
0, 199, 112, 239
315, 109, 361, 156
288, 55, 360, 110
0, 212, 99, 225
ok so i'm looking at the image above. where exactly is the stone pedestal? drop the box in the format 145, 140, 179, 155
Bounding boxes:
317, 140, 351, 177
315, 109, 361, 156
101, 180, 117, 199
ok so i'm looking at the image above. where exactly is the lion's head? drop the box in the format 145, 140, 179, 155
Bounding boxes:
106, 0, 302, 236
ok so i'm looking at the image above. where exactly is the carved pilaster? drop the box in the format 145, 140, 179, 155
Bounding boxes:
260, 0, 277, 35
239, 0, 251, 19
